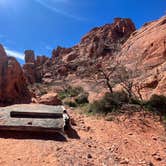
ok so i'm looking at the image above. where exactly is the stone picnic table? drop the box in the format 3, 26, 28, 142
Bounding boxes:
0, 104, 65, 134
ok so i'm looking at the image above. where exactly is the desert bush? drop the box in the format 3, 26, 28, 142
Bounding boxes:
75, 92, 89, 105
58, 86, 84, 99
129, 97, 144, 106
146, 94, 166, 115
68, 86, 84, 97
64, 99, 77, 107
58, 91, 68, 100
88, 91, 129, 114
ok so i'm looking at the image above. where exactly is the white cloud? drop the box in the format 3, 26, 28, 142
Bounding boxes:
34, 0, 84, 21
5, 48, 24, 60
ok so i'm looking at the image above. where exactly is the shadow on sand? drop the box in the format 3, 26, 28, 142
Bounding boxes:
65, 125, 80, 139
0, 126, 80, 141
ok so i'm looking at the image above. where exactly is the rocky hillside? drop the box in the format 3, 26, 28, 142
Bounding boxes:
23, 18, 135, 84
23, 16, 166, 100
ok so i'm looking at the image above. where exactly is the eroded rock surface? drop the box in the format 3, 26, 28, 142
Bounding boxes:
117, 16, 166, 98
23, 16, 166, 99
0, 44, 31, 106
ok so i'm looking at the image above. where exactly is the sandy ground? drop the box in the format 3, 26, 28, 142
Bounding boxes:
0, 108, 166, 166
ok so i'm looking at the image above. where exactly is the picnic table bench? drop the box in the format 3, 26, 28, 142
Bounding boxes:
0, 104, 67, 134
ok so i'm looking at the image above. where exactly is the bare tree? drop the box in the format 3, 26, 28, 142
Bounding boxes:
90, 56, 144, 102
115, 65, 144, 101
91, 57, 121, 94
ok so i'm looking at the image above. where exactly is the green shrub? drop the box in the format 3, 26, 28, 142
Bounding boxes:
64, 99, 77, 107
58, 86, 84, 99
111, 91, 129, 103
67, 86, 84, 97
88, 91, 129, 114
146, 94, 166, 115
58, 91, 68, 100
129, 97, 143, 105
75, 92, 89, 105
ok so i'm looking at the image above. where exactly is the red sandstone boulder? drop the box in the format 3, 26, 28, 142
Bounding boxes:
0, 44, 31, 106
38, 93, 62, 105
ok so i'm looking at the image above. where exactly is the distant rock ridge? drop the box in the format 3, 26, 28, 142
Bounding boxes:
23, 18, 136, 84
22, 15, 166, 99
0, 44, 31, 106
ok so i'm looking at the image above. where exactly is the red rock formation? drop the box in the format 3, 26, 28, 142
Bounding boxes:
78, 18, 136, 58
36, 55, 48, 66
38, 93, 62, 105
0, 44, 31, 106
23, 50, 36, 84
117, 16, 166, 98
23, 18, 136, 85
23, 16, 166, 99
24, 50, 35, 63
52, 46, 72, 59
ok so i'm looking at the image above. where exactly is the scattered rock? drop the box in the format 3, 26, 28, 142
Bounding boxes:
128, 133, 133, 135
152, 152, 162, 161
87, 154, 92, 159
70, 118, 77, 126
38, 93, 62, 106
120, 159, 129, 164
152, 136, 158, 141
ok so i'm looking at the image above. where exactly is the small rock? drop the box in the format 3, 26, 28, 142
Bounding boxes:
128, 133, 133, 135
120, 158, 129, 164
88, 144, 92, 148
149, 162, 154, 166
70, 118, 77, 126
87, 154, 92, 159
123, 139, 128, 144
86, 126, 91, 132
56, 147, 62, 151
152, 136, 157, 141
152, 152, 162, 161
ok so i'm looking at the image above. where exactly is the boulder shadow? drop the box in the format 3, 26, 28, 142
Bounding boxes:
0, 130, 67, 141
65, 125, 80, 139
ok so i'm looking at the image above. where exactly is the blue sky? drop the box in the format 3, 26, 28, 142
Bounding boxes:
0, 0, 165, 63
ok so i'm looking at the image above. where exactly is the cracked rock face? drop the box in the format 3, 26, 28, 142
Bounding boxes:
116, 16, 166, 98
0, 44, 31, 106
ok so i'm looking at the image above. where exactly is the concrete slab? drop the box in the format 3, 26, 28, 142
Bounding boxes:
0, 104, 65, 133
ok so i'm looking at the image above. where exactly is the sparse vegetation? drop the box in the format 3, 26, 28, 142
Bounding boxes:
58, 86, 84, 100
145, 94, 166, 115
58, 86, 89, 107
75, 92, 89, 105
64, 99, 77, 107
88, 91, 129, 114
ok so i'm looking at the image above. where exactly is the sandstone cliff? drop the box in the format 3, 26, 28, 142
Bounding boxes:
0, 44, 31, 106
23, 18, 135, 83
116, 16, 166, 98
23, 16, 166, 100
